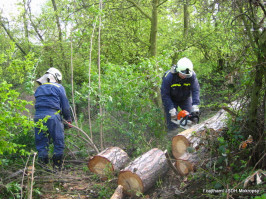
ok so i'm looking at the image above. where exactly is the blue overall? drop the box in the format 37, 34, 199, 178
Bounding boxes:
34, 82, 71, 159
161, 70, 200, 130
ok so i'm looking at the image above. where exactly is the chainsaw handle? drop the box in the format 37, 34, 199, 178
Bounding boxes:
180, 115, 189, 126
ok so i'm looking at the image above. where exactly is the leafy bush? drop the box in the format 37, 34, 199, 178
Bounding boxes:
0, 81, 35, 163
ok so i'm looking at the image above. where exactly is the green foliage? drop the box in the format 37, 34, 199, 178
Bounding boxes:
0, 42, 37, 93
0, 81, 35, 162
188, 114, 262, 199
68, 56, 170, 155
254, 193, 266, 199
92, 183, 114, 199
35, 115, 51, 134
0, 0, 265, 198
0, 180, 42, 199
2, 181, 21, 199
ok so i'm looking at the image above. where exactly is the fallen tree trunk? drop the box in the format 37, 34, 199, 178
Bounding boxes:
172, 109, 228, 159
88, 147, 130, 178
118, 148, 169, 196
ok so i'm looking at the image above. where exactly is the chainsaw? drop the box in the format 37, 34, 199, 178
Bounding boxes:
171, 110, 200, 129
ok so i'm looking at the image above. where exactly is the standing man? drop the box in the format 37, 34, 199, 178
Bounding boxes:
34, 67, 72, 171
161, 57, 200, 136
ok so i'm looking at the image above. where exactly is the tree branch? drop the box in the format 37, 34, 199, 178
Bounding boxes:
258, 1, 266, 17
157, 0, 168, 7
0, 20, 27, 55
26, 1, 44, 42
63, 119, 99, 153
222, 106, 237, 117
126, 0, 152, 20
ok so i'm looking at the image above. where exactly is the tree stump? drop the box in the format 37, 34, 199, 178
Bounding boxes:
118, 148, 169, 196
172, 109, 228, 159
88, 147, 130, 178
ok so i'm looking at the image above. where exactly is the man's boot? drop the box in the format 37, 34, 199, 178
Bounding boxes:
37, 156, 53, 173
52, 154, 63, 173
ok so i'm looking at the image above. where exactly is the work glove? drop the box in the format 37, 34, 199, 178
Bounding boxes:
64, 121, 73, 129
191, 105, 200, 115
169, 108, 177, 120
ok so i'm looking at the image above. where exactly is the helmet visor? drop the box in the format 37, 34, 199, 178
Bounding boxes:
36, 74, 49, 85
179, 69, 192, 78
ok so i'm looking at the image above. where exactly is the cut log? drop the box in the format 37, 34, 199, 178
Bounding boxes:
118, 148, 169, 196
175, 152, 199, 176
171, 128, 196, 158
110, 185, 124, 199
172, 109, 228, 159
88, 147, 130, 178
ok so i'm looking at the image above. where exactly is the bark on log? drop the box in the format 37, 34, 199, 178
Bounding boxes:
88, 147, 130, 178
110, 185, 124, 199
172, 109, 228, 159
118, 148, 169, 196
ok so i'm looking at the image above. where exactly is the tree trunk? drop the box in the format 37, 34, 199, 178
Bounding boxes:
183, 0, 189, 38
98, 0, 104, 151
236, 1, 265, 168
149, 0, 158, 57
118, 148, 169, 196
88, 147, 130, 178
172, 109, 228, 159
22, 0, 29, 51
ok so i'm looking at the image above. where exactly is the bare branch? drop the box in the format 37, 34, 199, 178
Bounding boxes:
63, 119, 99, 153
26, 1, 44, 42
21, 154, 31, 199
29, 152, 37, 199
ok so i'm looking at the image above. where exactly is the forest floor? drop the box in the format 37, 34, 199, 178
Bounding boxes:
34, 161, 204, 199
34, 159, 264, 199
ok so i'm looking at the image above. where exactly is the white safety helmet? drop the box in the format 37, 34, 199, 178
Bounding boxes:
46, 67, 62, 82
36, 67, 62, 85
176, 57, 193, 78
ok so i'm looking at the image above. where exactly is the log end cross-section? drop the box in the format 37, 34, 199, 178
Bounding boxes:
88, 156, 113, 176
118, 171, 143, 196
88, 147, 130, 178
172, 131, 192, 159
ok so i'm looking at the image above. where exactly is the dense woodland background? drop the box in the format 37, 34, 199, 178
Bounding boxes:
0, 0, 265, 199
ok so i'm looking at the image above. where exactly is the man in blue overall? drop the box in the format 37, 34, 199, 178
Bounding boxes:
161, 57, 200, 136
34, 68, 72, 171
